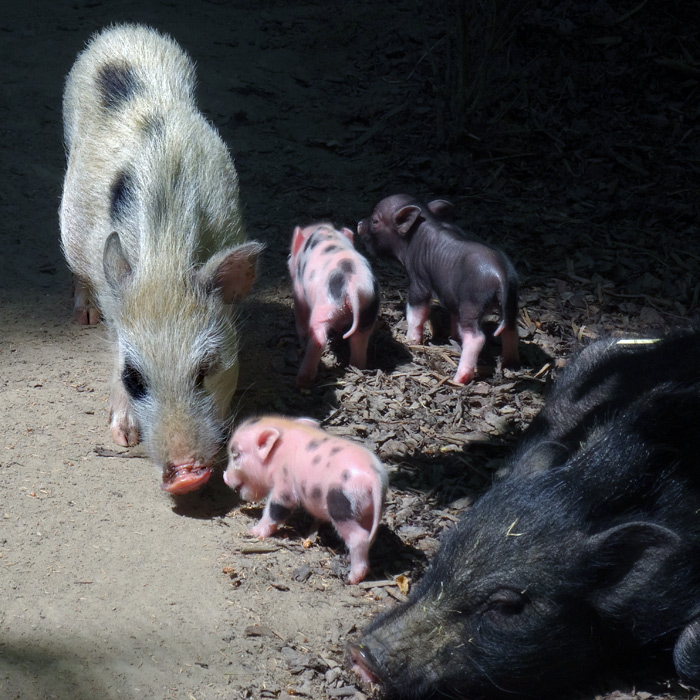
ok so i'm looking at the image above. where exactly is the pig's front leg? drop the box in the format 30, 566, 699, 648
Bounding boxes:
72, 276, 101, 325
250, 499, 292, 538
292, 292, 311, 348
296, 313, 329, 388
109, 372, 140, 446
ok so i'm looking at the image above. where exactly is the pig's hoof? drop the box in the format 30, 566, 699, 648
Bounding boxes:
110, 413, 140, 447
74, 305, 101, 325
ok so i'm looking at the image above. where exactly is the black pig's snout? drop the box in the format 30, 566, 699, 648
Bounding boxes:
346, 641, 382, 687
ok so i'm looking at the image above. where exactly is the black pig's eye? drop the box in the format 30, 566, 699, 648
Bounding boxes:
122, 362, 148, 400
486, 589, 526, 616
195, 356, 217, 389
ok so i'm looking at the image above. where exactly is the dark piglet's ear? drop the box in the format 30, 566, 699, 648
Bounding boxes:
393, 205, 422, 236
103, 231, 133, 293
586, 520, 680, 614
426, 199, 454, 220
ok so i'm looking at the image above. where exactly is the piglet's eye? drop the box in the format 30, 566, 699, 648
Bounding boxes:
122, 362, 148, 401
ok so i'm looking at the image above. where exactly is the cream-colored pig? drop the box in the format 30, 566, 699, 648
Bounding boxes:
59, 24, 262, 494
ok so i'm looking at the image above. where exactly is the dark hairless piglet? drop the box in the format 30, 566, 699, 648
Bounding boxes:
357, 194, 519, 384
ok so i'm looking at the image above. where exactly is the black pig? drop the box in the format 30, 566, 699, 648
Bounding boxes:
348, 331, 700, 698
357, 194, 519, 384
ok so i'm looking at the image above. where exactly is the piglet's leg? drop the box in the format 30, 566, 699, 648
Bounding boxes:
334, 519, 372, 584
454, 323, 485, 385
250, 500, 291, 538
296, 317, 328, 388
406, 302, 429, 344
293, 294, 311, 348
499, 325, 520, 369
348, 328, 372, 370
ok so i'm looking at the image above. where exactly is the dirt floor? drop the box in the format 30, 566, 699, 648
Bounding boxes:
1, 1, 699, 699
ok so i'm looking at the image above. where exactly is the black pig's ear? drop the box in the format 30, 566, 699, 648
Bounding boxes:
586, 521, 680, 616
393, 205, 422, 236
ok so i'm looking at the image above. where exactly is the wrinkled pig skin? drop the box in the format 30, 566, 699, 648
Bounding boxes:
59, 25, 263, 494
288, 223, 380, 388
349, 330, 700, 698
357, 194, 518, 384
224, 415, 388, 584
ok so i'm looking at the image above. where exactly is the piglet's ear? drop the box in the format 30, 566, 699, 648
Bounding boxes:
427, 199, 454, 220
340, 227, 355, 244
394, 205, 422, 236
586, 521, 680, 616
197, 241, 264, 304
295, 417, 320, 428
255, 427, 280, 464
291, 226, 306, 258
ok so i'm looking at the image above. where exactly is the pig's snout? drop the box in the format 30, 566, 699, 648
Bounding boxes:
346, 642, 382, 687
161, 461, 212, 494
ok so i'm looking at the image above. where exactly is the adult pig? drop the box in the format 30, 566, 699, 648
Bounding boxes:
288, 223, 380, 388
357, 194, 518, 384
349, 330, 700, 698
59, 24, 262, 494
224, 415, 388, 583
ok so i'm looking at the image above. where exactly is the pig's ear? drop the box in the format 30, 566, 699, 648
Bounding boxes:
394, 205, 422, 236
103, 232, 133, 293
340, 227, 355, 244
586, 521, 680, 615
427, 199, 454, 220
291, 226, 306, 258
255, 427, 280, 464
197, 241, 264, 303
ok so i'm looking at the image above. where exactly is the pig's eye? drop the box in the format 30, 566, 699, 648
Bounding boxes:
122, 362, 148, 400
485, 589, 526, 616
195, 356, 218, 388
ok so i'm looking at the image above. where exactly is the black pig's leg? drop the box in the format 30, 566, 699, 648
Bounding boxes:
674, 617, 700, 686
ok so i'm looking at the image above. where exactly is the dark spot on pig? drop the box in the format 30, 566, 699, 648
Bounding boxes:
122, 361, 148, 401
97, 62, 140, 110
309, 270, 316, 282
303, 233, 321, 253
280, 491, 292, 505
301, 481, 307, 497
358, 280, 381, 332
328, 270, 347, 302
282, 465, 289, 477
342, 470, 350, 482
323, 245, 341, 254
327, 488, 353, 522
110, 170, 134, 223
311, 486, 323, 502
339, 259, 355, 274
307, 440, 320, 451
269, 501, 291, 522
330, 446, 343, 456
312, 455, 321, 465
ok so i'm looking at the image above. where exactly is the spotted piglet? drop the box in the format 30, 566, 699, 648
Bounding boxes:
224, 415, 388, 584
288, 223, 380, 388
